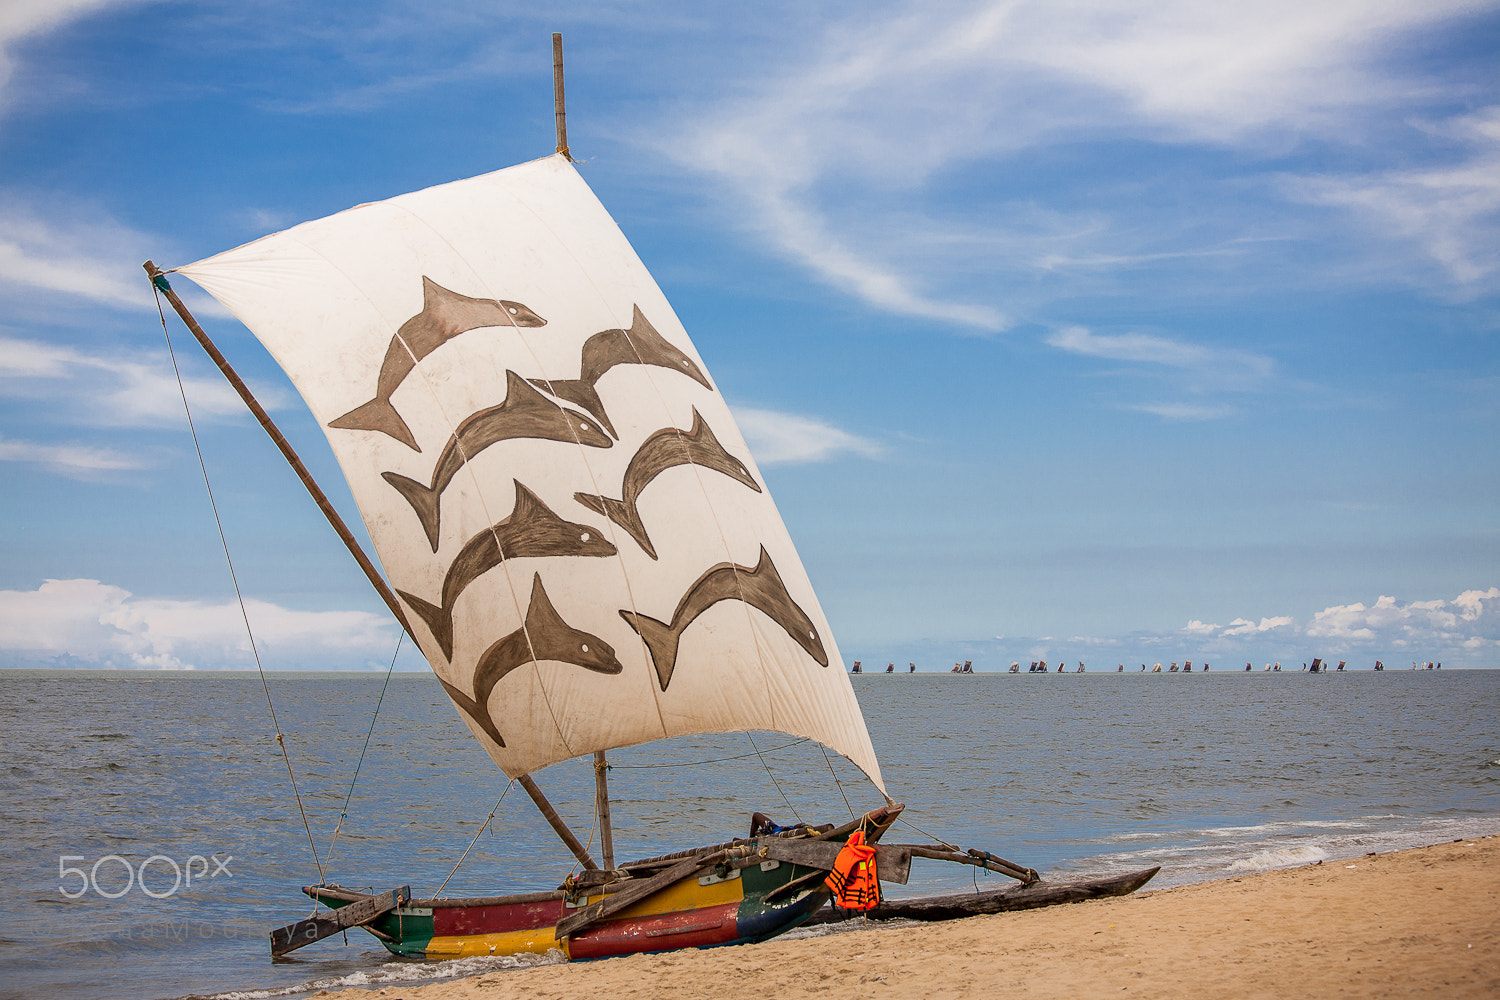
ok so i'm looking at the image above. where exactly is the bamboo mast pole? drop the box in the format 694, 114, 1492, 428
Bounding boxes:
144, 262, 599, 873
593, 750, 615, 870
552, 33, 570, 159
520, 774, 598, 871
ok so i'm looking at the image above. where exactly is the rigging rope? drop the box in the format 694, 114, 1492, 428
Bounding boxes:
325, 631, 404, 871
818, 742, 857, 821
433, 779, 514, 897
745, 731, 803, 825
893, 815, 962, 854
607, 737, 811, 769
154, 284, 326, 885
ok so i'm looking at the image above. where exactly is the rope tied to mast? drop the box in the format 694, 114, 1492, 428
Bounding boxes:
151, 274, 326, 886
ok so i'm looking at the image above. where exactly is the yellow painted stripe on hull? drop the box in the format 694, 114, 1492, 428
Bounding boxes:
585, 873, 744, 919
426, 928, 569, 959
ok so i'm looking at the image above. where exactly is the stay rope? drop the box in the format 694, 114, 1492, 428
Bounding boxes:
818, 742, 857, 821
745, 731, 804, 825
325, 631, 404, 871
433, 779, 514, 897
154, 285, 326, 886
607, 736, 811, 769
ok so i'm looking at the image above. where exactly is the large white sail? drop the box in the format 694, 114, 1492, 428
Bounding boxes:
177, 153, 883, 790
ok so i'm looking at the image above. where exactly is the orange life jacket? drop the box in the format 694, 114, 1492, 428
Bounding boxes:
824, 829, 880, 910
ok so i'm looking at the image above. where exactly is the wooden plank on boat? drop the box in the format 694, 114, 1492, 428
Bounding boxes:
270, 885, 410, 957
801, 867, 1159, 926
556, 850, 723, 938
760, 839, 912, 884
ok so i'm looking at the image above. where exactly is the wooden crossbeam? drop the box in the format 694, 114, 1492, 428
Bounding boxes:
759, 839, 912, 884
270, 886, 410, 957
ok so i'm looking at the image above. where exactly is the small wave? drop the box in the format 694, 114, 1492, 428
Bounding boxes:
1226, 846, 1329, 872
189, 951, 565, 1000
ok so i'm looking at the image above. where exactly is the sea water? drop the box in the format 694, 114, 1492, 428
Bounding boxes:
0, 668, 1495, 1000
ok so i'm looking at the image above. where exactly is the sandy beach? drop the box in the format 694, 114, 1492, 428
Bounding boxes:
316, 834, 1498, 1000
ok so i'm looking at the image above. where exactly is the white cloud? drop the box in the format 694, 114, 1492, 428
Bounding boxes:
0, 434, 146, 477
736, 406, 882, 465
1128, 402, 1239, 422
1047, 326, 1273, 379
0, 578, 398, 670
1285, 107, 1500, 290
1306, 588, 1500, 645
670, 0, 1495, 321
0, 335, 270, 427
1150, 590, 1497, 660
1221, 616, 1295, 637
0, 202, 161, 311
1046, 325, 1274, 417
0, 0, 141, 103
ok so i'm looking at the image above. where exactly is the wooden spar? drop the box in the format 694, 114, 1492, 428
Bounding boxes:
802, 866, 1160, 926
145, 261, 599, 872
143, 261, 417, 643
556, 847, 751, 938
552, 33, 570, 159
593, 750, 615, 871
518, 774, 598, 870
901, 844, 1037, 884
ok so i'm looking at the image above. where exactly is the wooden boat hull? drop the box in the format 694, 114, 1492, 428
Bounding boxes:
803, 866, 1160, 925
307, 855, 830, 961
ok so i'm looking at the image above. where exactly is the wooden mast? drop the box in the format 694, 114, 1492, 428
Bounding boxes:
143, 261, 599, 874
553, 32, 570, 159
594, 750, 615, 870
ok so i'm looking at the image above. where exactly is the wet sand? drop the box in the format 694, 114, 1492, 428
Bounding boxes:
321, 835, 1498, 999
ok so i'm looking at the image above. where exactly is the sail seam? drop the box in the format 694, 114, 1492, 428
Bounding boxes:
489, 161, 675, 744
280, 229, 546, 763
382, 192, 654, 761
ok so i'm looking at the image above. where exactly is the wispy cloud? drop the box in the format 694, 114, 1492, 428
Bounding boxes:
1284, 107, 1500, 291
0, 0, 142, 106
0, 578, 398, 670
1046, 325, 1273, 417
736, 406, 882, 466
1127, 402, 1239, 421
0, 204, 156, 310
0, 434, 146, 477
1047, 326, 1274, 378
0, 335, 274, 427
668, 0, 1497, 320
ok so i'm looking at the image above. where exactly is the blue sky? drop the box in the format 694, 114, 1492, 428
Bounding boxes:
0, 0, 1496, 671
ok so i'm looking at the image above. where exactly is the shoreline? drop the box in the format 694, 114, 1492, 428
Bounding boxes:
312, 834, 1499, 999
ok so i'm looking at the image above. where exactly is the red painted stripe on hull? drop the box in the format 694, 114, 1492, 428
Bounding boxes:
568, 900, 741, 959
432, 899, 563, 937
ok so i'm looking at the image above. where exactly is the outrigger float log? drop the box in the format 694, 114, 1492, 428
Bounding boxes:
149, 33, 1159, 965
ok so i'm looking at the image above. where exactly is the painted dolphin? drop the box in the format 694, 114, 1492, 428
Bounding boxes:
530, 305, 712, 439
620, 545, 828, 691
330, 277, 546, 451
399, 481, 619, 660
440, 573, 623, 747
574, 407, 759, 560
384, 370, 612, 551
